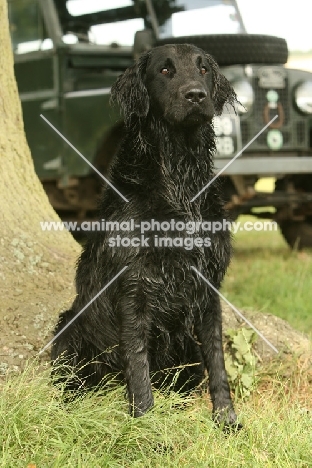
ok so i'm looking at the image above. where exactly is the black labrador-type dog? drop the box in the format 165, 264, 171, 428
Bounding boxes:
52, 44, 241, 428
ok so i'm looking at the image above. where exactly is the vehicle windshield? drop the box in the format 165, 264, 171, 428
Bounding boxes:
55, 0, 245, 47
56, 0, 144, 46
158, 0, 244, 38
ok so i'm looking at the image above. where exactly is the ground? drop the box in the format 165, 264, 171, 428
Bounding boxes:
0, 242, 77, 379
1, 267, 310, 380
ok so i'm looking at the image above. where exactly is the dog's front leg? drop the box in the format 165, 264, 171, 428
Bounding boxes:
196, 293, 241, 429
120, 312, 154, 417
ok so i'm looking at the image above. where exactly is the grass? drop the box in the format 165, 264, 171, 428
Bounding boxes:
222, 178, 312, 337
0, 358, 311, 468
223, 214, 312, 337
2, 177, 312, 466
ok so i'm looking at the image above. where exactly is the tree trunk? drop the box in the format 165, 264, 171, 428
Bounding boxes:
0, 0, 80, 373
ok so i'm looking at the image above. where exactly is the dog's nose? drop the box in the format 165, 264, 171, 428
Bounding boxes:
184, 88, 207, 103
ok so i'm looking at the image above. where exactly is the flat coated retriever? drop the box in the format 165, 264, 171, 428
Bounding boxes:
52, 44, 241, 428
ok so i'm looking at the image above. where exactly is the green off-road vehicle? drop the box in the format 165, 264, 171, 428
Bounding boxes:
8, 0, 312, 247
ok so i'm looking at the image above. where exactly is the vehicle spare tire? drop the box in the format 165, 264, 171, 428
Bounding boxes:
156, 34, 288, 66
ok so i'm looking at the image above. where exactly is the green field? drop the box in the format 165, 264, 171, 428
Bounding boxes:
1, 183, 312, 467
222, 177, 312, 337
224, 213, 312, 337
1, 358, 311, 468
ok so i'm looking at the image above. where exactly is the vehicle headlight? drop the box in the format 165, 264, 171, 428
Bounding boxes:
294, 81, 312, 114
232, 80, 254, 114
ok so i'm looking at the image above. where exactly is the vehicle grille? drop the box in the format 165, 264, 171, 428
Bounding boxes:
254, 78, 289, 125
240, 70, 309, 152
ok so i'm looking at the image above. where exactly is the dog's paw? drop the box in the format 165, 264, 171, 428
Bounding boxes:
130, 396, 154, 418
212, 408, 243, 432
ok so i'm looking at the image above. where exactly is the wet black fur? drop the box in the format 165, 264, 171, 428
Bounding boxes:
52, 44, 241, 427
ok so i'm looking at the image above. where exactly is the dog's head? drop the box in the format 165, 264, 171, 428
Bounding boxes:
111, 44, 237, 128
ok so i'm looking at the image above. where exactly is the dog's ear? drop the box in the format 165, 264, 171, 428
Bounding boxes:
110, 51, 150, 124
205, 54, 238, 115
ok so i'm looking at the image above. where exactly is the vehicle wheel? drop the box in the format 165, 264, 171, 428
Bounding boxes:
156, 34, 288, 66
275, 176, 312, 249
278, 220, 312, 249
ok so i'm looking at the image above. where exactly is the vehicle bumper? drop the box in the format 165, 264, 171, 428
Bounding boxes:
215, 156, 312, 175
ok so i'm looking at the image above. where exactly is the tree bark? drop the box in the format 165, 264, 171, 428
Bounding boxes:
0, 0, 80, 370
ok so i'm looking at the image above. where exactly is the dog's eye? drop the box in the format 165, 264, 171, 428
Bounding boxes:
200, 66, 208, 75
161, 68, 170, 75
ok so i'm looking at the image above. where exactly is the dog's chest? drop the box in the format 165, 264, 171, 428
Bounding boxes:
160, 153, 212, 202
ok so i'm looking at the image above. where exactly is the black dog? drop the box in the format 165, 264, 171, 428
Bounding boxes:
52, 44, 240, 428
